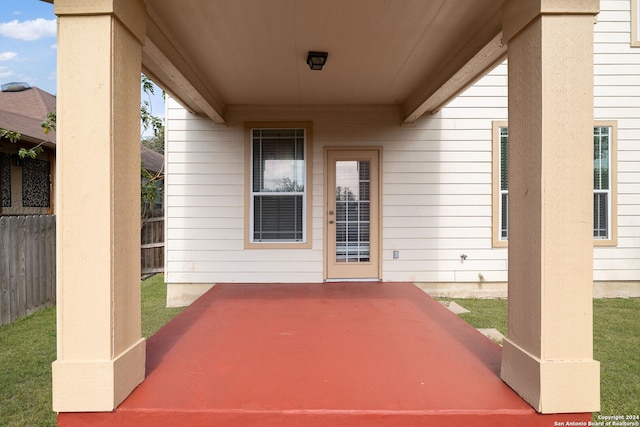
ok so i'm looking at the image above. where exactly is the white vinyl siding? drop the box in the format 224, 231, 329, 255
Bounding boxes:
593, 0, 639, 282
164, 64, 510, 284
165, 0, 640, 288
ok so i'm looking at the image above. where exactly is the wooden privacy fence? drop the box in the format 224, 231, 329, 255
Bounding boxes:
141, 216, 164, 275
0, 215, 56, 326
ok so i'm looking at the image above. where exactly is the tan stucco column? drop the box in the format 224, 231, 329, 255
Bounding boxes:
500, 0, 600, 414
52, 0, 147, 412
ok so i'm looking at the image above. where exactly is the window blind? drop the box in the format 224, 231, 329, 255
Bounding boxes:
251, 128, 305, 242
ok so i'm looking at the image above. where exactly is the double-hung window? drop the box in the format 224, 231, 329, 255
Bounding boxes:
593, 126, 613, 240
493, 121, 617, 246
246, 123, 312, 247
498, 126, 509, 241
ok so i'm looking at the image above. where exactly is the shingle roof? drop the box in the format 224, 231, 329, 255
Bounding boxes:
0, 86, 56, 146
141, 146, 164, 174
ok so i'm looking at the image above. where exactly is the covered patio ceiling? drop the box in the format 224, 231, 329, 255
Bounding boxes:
141, 0, 507, 123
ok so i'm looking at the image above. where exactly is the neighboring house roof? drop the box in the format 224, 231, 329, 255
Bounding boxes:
0, 84, 56, 146
141, 146, 164, 174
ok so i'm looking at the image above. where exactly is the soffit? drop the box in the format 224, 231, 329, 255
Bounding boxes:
143, 0, 505, 120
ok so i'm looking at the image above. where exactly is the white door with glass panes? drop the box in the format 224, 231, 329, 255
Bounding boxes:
326, 149, 380, 280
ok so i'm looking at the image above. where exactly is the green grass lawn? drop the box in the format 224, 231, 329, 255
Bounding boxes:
140, 274, 185, 338
0, 305, 56, 427
447, 297, 640, 417
0, 274, 183, 427
0, 282, 637, 426
593, 298, 640, 416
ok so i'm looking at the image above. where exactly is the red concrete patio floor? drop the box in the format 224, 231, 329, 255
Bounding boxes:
58, 282, 591, 426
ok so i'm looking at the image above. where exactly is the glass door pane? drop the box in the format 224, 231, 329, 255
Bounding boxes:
335, 160, 370, 263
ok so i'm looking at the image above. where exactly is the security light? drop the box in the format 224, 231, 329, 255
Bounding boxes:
306, 51, 328, 70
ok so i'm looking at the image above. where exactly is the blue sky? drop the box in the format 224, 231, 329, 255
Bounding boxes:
0, 0, 165, 123
0, 0, 57, 94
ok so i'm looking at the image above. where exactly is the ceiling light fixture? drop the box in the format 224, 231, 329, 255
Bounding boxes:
306, 51, 328, 71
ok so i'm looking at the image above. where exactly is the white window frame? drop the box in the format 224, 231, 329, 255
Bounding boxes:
492, 121, 617, 247
244, 122, 313, 249
593, 125, 616, 243
498, 125, 508, 242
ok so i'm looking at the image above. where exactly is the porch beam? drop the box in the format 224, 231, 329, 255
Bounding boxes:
500, 0, 600, 414
142, 17, 226, 124
402, 33, 507, 123
52, 0, 146, 412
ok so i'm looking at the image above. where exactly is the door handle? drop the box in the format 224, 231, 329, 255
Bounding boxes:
329, 219, 334, 224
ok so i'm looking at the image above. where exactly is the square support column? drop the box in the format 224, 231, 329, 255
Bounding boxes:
52, 0, 147, 412
500, 0, 601, 414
